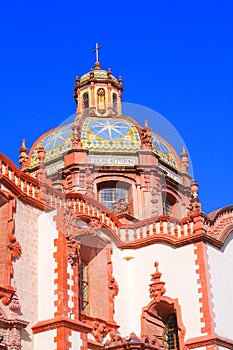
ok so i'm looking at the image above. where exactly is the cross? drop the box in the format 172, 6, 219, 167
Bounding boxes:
92, 43, 102, 63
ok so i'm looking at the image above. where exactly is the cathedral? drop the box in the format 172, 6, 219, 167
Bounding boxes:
0, 52, 232, 350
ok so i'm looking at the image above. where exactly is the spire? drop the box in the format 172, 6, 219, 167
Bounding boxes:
18, 139, 29, 169
92, 43, 102, 69
36, 144, 49, 183
180, 146, 189, 172
187, 179, 202, 214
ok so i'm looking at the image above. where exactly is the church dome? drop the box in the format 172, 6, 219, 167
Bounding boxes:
28, 114, 179, 174
26, 61, 181, 175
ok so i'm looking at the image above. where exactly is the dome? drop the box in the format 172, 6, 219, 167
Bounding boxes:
28, 115, 179, 174
79, 67, 119, 85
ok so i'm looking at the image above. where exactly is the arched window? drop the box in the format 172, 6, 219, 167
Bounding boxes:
83, 92, 89, 112
163, 313, 179, 350
79, 261, 89, 314
97, 88, 106, 112
113, 93, 118, 114
141, 299, 184, 350
162, 193, 176, 216
98, 181, 132, 214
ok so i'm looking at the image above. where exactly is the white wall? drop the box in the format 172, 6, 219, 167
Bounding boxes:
112, 243, 202, 340
207, 234, 233, 339
69, 331, 82, 349
34, 329, 56, 350
38, 211, 58, 320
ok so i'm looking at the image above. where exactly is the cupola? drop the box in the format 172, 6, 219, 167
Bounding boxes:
73, 43, 123, 119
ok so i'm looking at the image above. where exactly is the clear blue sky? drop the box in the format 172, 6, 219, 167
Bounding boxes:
0, 1, 232, 214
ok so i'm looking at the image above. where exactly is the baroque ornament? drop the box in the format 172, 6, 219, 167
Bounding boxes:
57, 207, 103, 239
149, 261, 166, 302
66, 239, 80, 266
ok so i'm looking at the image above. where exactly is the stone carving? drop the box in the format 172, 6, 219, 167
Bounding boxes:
92, 320, 109, 342
88, 217, 102, 233
6, 199, 22, 290
72, 121, 82, 148
149, 261, 166, 302
151, 187, 159, 216
66, 239, 80, 266
187, 179, 202, 214
108, 276, 119, 299
57, 207, 103, 239
141, 334, 159, 347
112, 198, 129, 215
105, 332, 160, 349
141, 120, 152, 150
85, 168, 94, 197
9, 294, 21, 313
0, 316, 28, 350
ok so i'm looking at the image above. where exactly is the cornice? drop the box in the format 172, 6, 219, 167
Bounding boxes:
32, 316, 92, 334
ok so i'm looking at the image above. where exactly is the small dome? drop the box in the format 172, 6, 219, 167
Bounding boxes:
80, 68, 119, 85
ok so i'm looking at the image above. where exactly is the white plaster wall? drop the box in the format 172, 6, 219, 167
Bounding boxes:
38, 211, 58, 320
207, 234, 233, 339
13, 200, 42, 350
34, 329, 56, 350
112, 243, 202, 340
69, 331, 82, 349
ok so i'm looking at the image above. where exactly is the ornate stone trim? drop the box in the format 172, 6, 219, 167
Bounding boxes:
149, 261, 166, 302
0, 192, 22, 308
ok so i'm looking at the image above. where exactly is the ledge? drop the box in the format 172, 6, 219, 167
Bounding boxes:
32, 316, 93, 334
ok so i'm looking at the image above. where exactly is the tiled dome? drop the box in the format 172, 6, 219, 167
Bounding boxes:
28, 115, 179, 172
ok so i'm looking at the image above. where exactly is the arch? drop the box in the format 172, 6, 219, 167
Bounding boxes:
220, 228, 233, 252
83, 92, 89, 112
141, 296, 185, 350
112, 93, 118, 114
97, 88, 106, 113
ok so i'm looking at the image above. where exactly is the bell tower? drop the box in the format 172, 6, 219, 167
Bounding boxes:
73, 44, 123, 119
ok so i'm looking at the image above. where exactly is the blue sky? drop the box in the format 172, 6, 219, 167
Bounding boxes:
0, 1, 232, 214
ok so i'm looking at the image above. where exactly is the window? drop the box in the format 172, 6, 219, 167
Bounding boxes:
99, 186, 127, 211
163, 314, 179, 350
163, 201, 173, 216
79, 261, 89, 314
162, 193, 176, 216
97, 88, 106, 112
113, 93, 118, 114
83, 92, 89, 112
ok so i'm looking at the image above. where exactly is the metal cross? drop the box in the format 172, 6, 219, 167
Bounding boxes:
92, 43, 103, 62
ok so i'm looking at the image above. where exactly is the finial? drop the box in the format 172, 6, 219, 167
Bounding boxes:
107, 67, 112, 77
141, 120, 152, 150
118, 75, 123, 87
191, 179, 198, 198
92, 43, 102, 68
187, 179, 202, 214
149, 261, 166, 302
37, 143, 45, 163
180, 145, 189, 172
36, 144, 50, 184
18, 139, 29, 169
71, 120, 82, 148
144, 120, 149, 128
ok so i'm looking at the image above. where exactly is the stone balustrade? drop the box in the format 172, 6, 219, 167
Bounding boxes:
1, 153, 232, 246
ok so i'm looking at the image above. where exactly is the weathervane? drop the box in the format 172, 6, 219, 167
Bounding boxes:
92, 43, 102, 63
